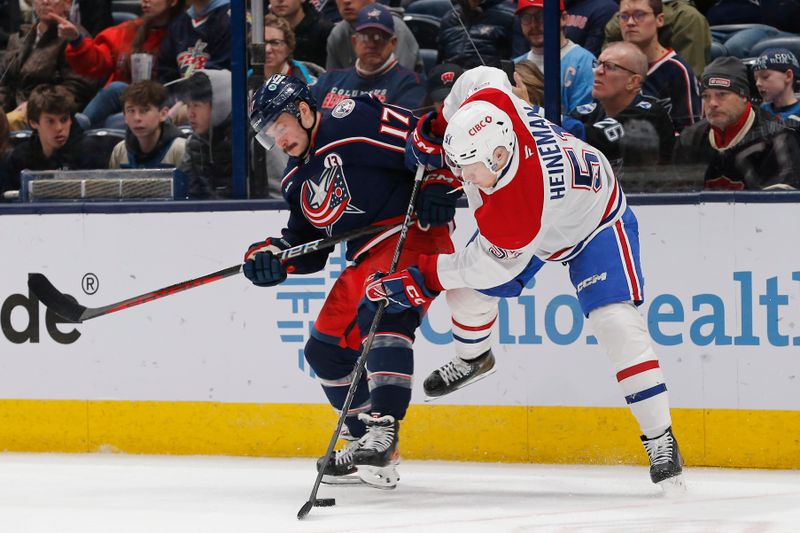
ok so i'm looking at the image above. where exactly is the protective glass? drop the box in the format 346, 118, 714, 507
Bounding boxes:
254, 118, 289, 151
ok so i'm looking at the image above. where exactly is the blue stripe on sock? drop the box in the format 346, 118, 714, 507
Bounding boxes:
453, 333, 491, 344
625, 383, 667, 404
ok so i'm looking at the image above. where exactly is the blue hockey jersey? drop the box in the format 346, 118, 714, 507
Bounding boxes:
277, 95, 422, 273
643, 48, 701, 133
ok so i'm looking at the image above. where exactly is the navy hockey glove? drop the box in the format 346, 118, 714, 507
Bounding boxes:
416, 169, 461, 227
405, 112, 446, 170
243, 239, 288, 287
364, 267, 438, 314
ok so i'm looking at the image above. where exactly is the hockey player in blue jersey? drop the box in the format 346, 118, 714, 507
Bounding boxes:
366, 66, 685, 492
244, 75, 459, 489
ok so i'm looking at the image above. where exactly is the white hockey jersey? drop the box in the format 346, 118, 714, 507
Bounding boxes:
423, 67, 627, 292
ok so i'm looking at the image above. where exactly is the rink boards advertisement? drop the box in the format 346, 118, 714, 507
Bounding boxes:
1, 202, 799, 467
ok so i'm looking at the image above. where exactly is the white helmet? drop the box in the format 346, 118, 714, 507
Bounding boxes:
442, 100, 516, 174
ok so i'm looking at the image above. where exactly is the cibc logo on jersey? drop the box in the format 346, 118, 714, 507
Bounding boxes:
300, 153, 364, 234
468, 115, 493, 136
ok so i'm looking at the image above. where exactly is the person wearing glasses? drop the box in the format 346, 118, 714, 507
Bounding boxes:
311, 4, 424, 111
618, 0, 700, 133
604, 0, 710, 78
514, 0, 595, 114
571, 42, 675, 178
263, 14, 317, 87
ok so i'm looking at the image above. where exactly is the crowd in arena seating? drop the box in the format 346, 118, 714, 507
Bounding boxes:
2, 0, 800, 201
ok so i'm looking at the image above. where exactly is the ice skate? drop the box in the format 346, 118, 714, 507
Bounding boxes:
642, 426, 686, 495
353, 413, 400, 490
423, 349, 496, 400
317, 434, 362, 485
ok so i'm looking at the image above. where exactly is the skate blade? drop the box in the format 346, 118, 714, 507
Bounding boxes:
658, 474, 687, 496
423, 367, 497, 402
357, 465, 399, 490
321, 473, 363, 485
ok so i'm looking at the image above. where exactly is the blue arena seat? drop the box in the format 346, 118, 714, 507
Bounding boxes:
419, 48, 438, 76
405, 0, 453, 18
748, 36, 800, 61
402, 14, 440, 50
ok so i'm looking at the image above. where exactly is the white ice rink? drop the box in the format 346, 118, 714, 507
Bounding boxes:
1, 453, 798, 533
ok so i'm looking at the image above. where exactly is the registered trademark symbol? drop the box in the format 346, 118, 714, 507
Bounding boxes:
82, 273, 99, 295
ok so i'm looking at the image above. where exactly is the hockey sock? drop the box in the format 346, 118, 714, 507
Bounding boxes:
365, 331, 414, 419
447, 288, 498, 359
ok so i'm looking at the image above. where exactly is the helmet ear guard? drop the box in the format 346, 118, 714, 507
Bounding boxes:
442, 101, 516, 175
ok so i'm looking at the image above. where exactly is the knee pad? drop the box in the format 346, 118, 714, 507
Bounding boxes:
588, 301, 655, 368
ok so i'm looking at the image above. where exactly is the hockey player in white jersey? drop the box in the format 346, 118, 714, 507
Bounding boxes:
363, 66, 685, 491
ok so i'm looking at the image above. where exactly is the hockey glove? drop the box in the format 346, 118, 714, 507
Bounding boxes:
405, 112, 446, 171
243, 239, 288, 287
364, 267, 438, 314
416, 169, 461, 227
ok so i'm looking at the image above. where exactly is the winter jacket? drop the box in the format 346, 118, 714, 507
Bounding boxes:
673, 105, 800, 190
293, 3, 334, 68
157, 0, 231, 83
3, 121, 86, 195
0, 24, 97, 112
109, 121, 187, 169
177, 70, 233, 199
437, 0, 516, 68
66, 19, 168, 86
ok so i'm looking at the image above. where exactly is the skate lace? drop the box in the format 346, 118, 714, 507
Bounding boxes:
439, 358, 472, 385
360, 423, 395, 453
644, 431, 674, 466
333, 439, 361, 466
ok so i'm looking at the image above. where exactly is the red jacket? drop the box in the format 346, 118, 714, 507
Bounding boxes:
65, 19, 166, 86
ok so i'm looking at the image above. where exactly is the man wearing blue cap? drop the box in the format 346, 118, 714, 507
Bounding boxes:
753, 48, 800, 122
312, 3, 425, 112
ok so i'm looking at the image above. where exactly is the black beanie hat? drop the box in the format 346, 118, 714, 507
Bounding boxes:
701, 56, 750, 97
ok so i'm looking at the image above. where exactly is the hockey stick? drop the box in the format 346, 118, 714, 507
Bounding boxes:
297, 164, 426, 520
28, 222, 400, 323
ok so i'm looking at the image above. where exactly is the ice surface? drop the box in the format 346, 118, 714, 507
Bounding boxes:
0, 453, 797, 532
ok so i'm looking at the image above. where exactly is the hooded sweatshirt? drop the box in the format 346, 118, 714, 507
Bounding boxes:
178, 69, 233, 199
108, 121, 187, 169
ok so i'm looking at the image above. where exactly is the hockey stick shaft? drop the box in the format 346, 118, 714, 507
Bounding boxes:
29, 221, 399, 323
298, 164, 426, 520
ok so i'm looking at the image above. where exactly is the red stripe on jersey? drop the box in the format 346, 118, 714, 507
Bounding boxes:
453, 317, 497, 331
601, 174, 619, 221
315, 136, 405, 156
616, 360, 660, 381
461, 88, 545, 250
614, 220, 642, 301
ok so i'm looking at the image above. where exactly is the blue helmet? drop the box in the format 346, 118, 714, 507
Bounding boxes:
250, 74, 317, 151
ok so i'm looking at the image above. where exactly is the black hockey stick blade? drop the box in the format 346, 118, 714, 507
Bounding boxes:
28, 273, 87, 323
29, 222, 399, 323
297, 500, 313, 520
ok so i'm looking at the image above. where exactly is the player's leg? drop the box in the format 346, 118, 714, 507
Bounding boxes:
423, 287, 499, 399
571, 207, 685, 491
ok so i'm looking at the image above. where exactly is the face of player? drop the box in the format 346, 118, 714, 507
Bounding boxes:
124, 102, 166, 139
269, 0, 303, 19
619, 0, 663, 46
187, 100, 212, 135
264, 26, 291, 70
701, 89, 747, 129
265, 106, 315, 157
754, 69, 792, 103
336, 0, 372, 23
459, 147, 509, 189
30, 112, 71, 154
353, 29, 396, 71
592, 48, 639, 101
519, 7, 544, 49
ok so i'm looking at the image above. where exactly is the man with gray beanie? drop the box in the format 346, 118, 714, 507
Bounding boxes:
673, 56, 800, 190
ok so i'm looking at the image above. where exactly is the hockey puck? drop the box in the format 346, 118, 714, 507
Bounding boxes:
314, 498, 336, 507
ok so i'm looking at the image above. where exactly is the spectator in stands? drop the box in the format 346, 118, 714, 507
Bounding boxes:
108, 80, 186, 168
58, 0, 185, 129
157, 0, 231, 82
571, 42, 675, 176
438, 0, 515, 68
327, 0, 420, 73
424, 63, 465, 113
176, 69, 233, 199
0, 0, 22, 51
605, 0, 709, 79
619, 0, 700, 133
263, 14, 317, 86
312, 4, 424, 111
753, 48, 800, 122
673, 57, 800, 190
511, 59, 585, 138
4, 85, 87, 197
0, 0, 95, 131
269, 0, 333, 68
564, 0, 618, 57
514, 0, 594, 114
